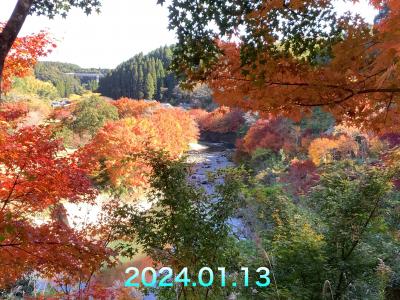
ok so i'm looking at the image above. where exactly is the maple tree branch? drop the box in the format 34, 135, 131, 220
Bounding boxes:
217, 75, 400, 104
334, 193, 384, 298
0, 243, 23, 247
343, 196, 383, 261
0, 241, 69, 247
359, 68, 386, 83
1, 169, 23, 212
81, 229, 114, 294
359, 88, 400, 94
217, 75, 355, 93
296, 88, 400, 107
296, 92, 355, 107
1, 150, 31, 213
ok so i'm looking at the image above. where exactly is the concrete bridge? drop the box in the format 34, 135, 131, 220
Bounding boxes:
64, 72, 105, 83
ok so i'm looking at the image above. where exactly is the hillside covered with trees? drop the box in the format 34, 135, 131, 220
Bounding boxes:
35, 61, 109, 97
98, 46, 176, 101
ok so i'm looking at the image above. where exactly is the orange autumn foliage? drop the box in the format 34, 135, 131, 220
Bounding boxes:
0, 26, 55, 92
150, 108, 199, 156
0, 101, 28, 122
237, 117, 298, 155
189, 106, 244, 133
79, 108, 199, 188
205, 1, 400, 132
188, 108, 209, 125
112, 97, 159, 118
308, 135, 359, 166
308, 137, 337, 166
0, 124, 113, 288
79, 117, 156, 187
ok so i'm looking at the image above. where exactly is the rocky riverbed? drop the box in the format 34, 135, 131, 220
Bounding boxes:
187, 142, 249, 239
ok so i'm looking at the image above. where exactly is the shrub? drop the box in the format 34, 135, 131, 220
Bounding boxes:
112, 97, 159, 118
70, 95, 119, 136
237, 117, 298, 155
190, 106, 244, 133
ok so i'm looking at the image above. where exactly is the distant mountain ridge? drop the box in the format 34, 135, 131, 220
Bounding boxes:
36, 61, 109, 75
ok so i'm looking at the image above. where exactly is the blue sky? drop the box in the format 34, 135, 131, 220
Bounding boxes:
0, 0, 377, 69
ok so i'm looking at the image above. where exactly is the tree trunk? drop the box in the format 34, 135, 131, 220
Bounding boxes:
0, 0, 34, 100
0, 62, 3, 100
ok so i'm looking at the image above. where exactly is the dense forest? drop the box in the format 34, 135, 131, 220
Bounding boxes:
98, 46, 178, 101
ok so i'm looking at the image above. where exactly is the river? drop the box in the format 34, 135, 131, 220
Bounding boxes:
33, 142, 246, 299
